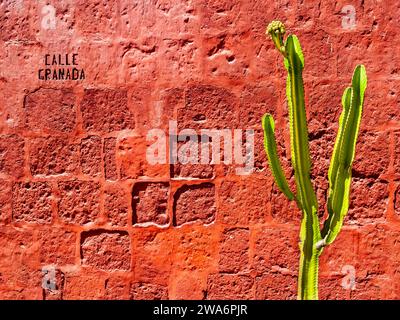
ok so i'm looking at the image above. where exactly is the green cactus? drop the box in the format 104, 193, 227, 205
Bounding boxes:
262, 21, 367, 300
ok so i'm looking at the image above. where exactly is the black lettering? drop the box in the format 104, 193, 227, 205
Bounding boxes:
72, 68, 79, 80
58, 68, 65, 80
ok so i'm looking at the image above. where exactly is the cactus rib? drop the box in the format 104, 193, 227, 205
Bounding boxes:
262, 114, 295, 201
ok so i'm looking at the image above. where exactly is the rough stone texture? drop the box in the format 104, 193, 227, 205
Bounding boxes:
172, 163, 215, 179
132, 182, 169, 225
80, 136, 102, 177
178, 85, 238, 130
38, 228, 76, 265
0, 180, 12, 223
173, 183, 216, 226
81, 230, 131, 271
347, 179, 388, 224
239, 83, 277, 129
308, 80, 343, 134
171, 135, 216, 179
104, 183, 129, 227
12, 182, 53, 224
253, 227, 299, 274
75, 0, 119, 36
104, 137, 117, 180
81, 89, 134, 133
255, 273, 297, 300
309, 131, 335, 178
207, 274, 254, 300
0, 0, 398, 300
0, 226, 42, 299
219, 176, 271, 225
247, 129, 267, 173
104, 276, 130, 300
319, 276, 350, 300
118, 135, 169, 179
394, 132, 400, 177
395, 184, 400, 219
0, 1, 34, 42
219, 228, 249, 273
0, 135, 25, 178
133, 230, 174, 285
58, 180, 100, 225
319, 229, 358, 274
24, 88, 76, 134
352, 131, 390, 179
168, 271, 208, 299
130, 282, 168, 300
173, 227, 219, 272
29, 137, 79, 176
63, 271, 106, 300
270, 179, 301, 223
362, 80, 400, 129
357, 225, 389, 278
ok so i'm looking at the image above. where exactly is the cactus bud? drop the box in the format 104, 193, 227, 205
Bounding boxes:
266, 20, 286, 56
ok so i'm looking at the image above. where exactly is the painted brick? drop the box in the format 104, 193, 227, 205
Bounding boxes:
219, 228, 249, 273
81, 230, 131, 271
0, 135, 25, 178
207, 274, 253, 300
29, 137, 79, 176
24, 88, 76, 134
173, 183, 216, 226
130, 282, 168, 300
104, 137, 118, 180
58, 180, 100, 225
80, 136, 102, 177
38, 228, 76, 265
255, 273, 297, 300
81, 89, 134, 133
12, 182, 53, 224
105, 183, 129, 227
132, 182, 169, 225
178, 85, 238, 131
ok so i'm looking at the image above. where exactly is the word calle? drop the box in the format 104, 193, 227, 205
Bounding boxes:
38, 53, 85, 81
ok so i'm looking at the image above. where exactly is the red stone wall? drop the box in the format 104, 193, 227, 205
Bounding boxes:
0, 0, 399, 299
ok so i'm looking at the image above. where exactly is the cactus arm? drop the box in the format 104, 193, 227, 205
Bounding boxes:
327, 87, 353, 189
284, 35, 321, 300
321, 87, 352, 240
341, 65, 367, 168
262, 114, 296, 201
322, 65, 367, 244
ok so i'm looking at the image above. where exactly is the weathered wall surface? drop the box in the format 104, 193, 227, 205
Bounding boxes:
0, 0, 399, 299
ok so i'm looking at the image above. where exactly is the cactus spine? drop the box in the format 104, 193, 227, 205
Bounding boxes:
262, 21, 367, 300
